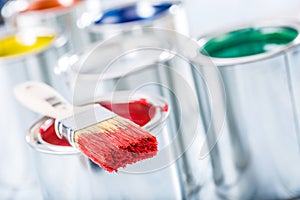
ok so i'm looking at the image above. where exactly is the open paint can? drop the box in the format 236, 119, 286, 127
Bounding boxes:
196, 20, 300, 199
26, 91, 184, 199
1, 0, 95, 51
56, 29, 210, 199
87, 1, 188, 42
0, 27, 69, 198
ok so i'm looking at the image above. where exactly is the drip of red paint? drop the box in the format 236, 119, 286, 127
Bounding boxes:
100, 98, 157, 127
39, 118, 70, 146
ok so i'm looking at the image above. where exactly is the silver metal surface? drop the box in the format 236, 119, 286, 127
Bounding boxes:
27, 117, 92, 200
27, 92, 183, 200
57, 28, 211, 199
0, 27, 69, 198
196, 20, 300, 199
2, 0, 95, 52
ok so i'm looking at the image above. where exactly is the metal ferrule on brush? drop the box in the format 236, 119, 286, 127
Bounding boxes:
55, 104, 117, 147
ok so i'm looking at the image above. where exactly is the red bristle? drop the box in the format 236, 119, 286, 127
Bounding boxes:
77, 133, 157, 172
75, 117, 158, 172
96, 119, 158, 153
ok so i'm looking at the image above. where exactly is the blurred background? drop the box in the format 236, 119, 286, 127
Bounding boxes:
2, 0, 300, 200
184, 0, 300, 36
2, 0, 300, 35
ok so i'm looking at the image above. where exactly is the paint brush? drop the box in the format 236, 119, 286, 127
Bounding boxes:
14, 81, 158, 172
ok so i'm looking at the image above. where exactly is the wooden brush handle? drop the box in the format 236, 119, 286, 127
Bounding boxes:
14, 81, 73, 119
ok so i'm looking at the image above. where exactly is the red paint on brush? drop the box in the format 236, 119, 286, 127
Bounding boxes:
76, 98, 166, 172
76, 121, 158, 172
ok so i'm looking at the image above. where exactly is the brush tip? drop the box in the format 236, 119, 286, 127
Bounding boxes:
75, 116, 158, 172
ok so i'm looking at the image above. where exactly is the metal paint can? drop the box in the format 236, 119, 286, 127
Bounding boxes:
0, 27, 69, 199
196, 20, 300, 199
56, 29, 210, 199
26, 91, 183, 199
87, 1, 189, 42
1, 0, 96, 51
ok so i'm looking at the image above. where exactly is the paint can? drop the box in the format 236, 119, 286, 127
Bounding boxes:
0, 27, 69, 199
27, 91, 183, 199
56, 29, 211, 199
87, 1, 189, 42
196, 20, 300, 199
1, 0, 97, 51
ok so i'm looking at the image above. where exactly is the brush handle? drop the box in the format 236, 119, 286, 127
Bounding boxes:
14, 81, 73, 119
